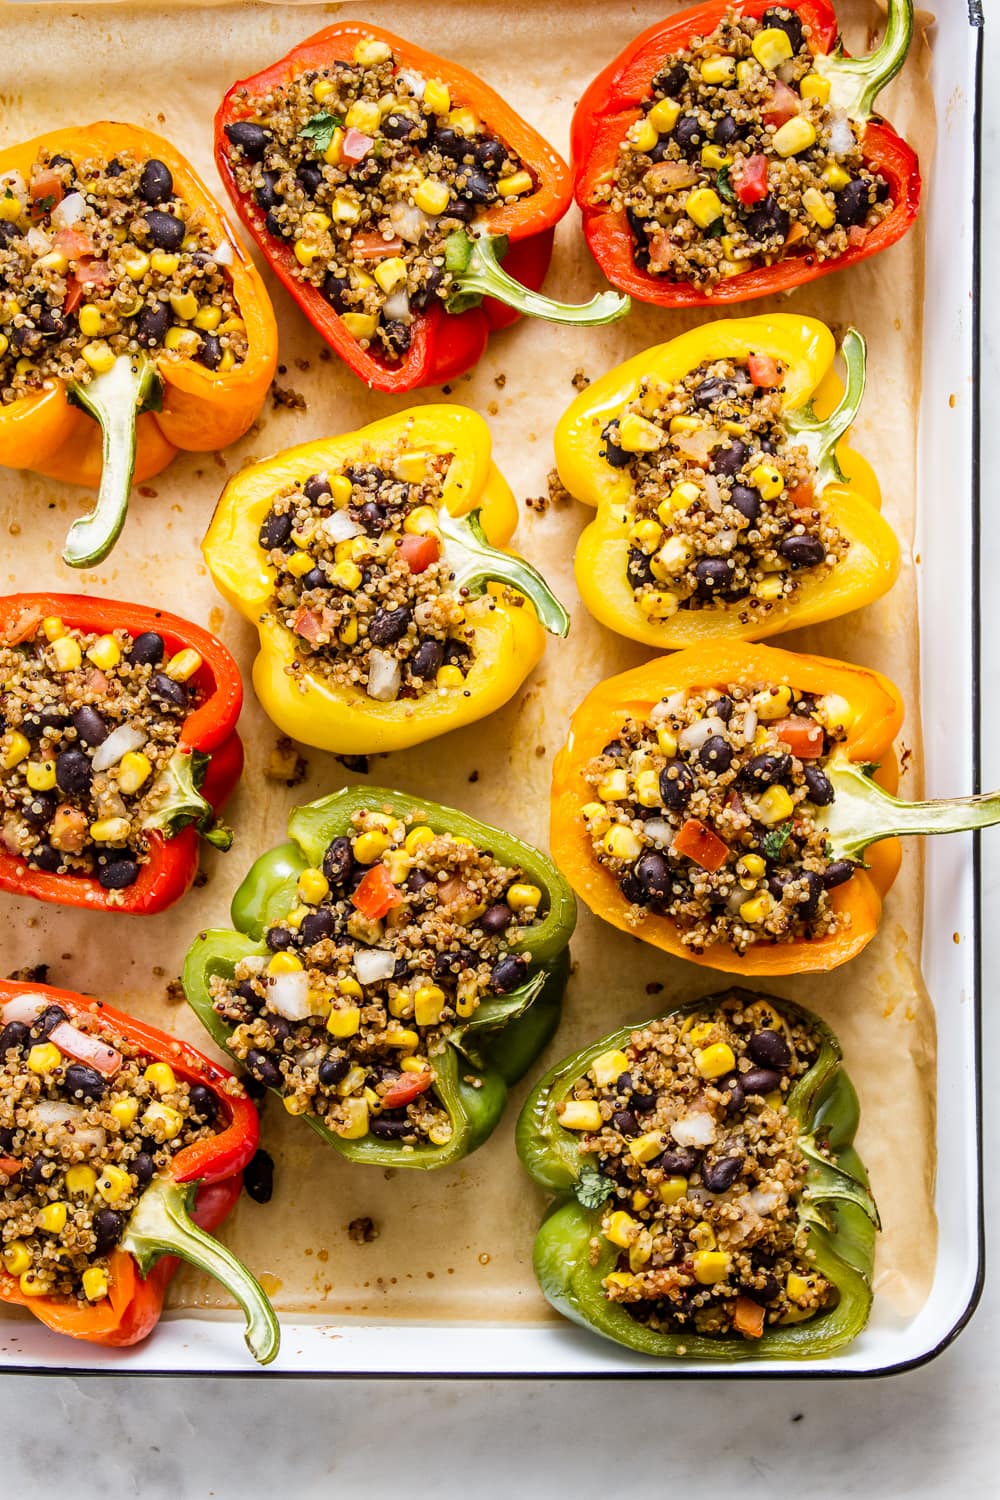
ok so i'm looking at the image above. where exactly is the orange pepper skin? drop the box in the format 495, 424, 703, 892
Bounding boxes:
0, 123, 277, 490
550, 641, 904, 976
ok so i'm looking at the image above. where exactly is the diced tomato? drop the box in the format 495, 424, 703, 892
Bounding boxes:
352, 232, 404, 261
398, 534, 439, 573
380, 1070, 434, 1110
733, 153, 769, 206
1, 605, 43, 646
648, 231, 675, 271
63, 256, 110, 317
29, 170, 64, 215
53, 227, 95, 262
733, 1295, 765, 1338
341, 129, 374, 165
0, 1155, 22, 1179
672, 818, 729, 872
292, 606, 324, 643
747, 353, 781, 389
762, 80, 800, 127
351, 863, 403, 920
783, 221, 809, 249
84, 668, 109, 696
774, 717, 825, 759
437, 876, 472, 907
786, 481, 815, 511
848, 225, 868, 248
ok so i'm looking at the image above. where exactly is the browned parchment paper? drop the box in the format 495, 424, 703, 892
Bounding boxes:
0, 0, 936, 1330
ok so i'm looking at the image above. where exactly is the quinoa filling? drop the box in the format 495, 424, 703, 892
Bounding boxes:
0, 996, 226, 1303
0, 148, 248, 401
605, 354, 844, 620
261, 442, 480, 703
223, 33, 535, 362
582, 681, 857, 955
209, 806, 544, 1147
0, 610, 200, 892
557, 995, 833, 1338
601, 6, 892, 291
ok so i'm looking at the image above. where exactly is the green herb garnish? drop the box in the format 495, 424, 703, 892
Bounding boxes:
298, 112, 344, 153
761, 824, 792, 861
575, 1165, 615, 1210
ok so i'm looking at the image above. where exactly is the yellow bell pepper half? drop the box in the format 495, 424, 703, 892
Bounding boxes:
554, 315, 899, 649
201, 405, 568, 755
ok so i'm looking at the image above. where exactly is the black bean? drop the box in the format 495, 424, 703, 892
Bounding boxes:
225, 121, 271, 160
719, 1073, 745, 1115
245, 1050, 282, 1089
674, 114, 702, 154
823, 859, 856, 890
631, 1090, 657, 1114
748, 1029, 792, 1070
798, 869, 825, 919
612, 1109, 637, 1135
490, 954, 527, 993
0, 221, 19, 247
22, 792, 57, 828
322, 272, 351, 312
635, 850, 670, 899
382, 321, 411, 358
803, 765, 835, 806
442, 638, 471, 666
713, 439, 749, 478
615, 1072, 633, 1096
481, 902, 513, 936
72, 706, 108, 745
694, 376, 738, 408
189, 1085, 218, 1123
700, 735, 735, 775
88, 1207, 124, 1256
694, 558, 736, 595
302, 473, 332, 503
601, 420, 630, 468
0, 1021, 29, 1056
434, 947, 476, 979
749, 1274, 781, 1303
140, 159, 173, 205
98, 859, 140, 890
31, 1005, 67, 1040
368, 606, 411, 647
132, 1152, 155, 1188
658, 1146, 698, 1175
741, 1067, 783, 1096
136, 302, 170, 348
64, 1064, 107, 1102
323, 835, 353, 886
265, 925, 294, 952
149, 673, 188, 708
762, 7, 804, 49
780, 534, 826, 569
702, 1154, 743, 1193
627, 548, 655, 588
316, 1053, 350, 1089
128, 631, 165, 666
659, 759, 695, 811
197, 333, 223, 371
105, 159, 125, 177
740, 752, 791, 788
709, 696, 734, 725
0, 1128, 14, 1151
265, 1014, 291, 1045
834, 178, 871, 227
300, 909, 335, 945
30, 844, 63, 873
144, 210, 185, 250
713, 113, 740, 145
730, 484, 762, 526
382, 110, 421, 141
766, 868, 794, 901
355, 500, 386, 536
619, 872, 649, 905
25, 1156, 50, 1186
256, 510, 292, 553
55, 748, 91, 795
39, 307, 65, 338
431, 127, 469, 159
11, 324, 44, 356
264, 209, 289, 240
407, 867, 433, 894
292, 163, 323, 197
370, 1114, 413, 1140
746, 196, 790, 243
475, 138, 506, 172
460, 168, 496, 205
654, 62, 688, 96
254, 169, 282, 212
411, 638, 444, 680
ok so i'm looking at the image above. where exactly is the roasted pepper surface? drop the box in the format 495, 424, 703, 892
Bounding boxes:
201, 406, 568, 755
0, 594, 243, 916
516, 988, 876, 1360
182, 788, 576, 1169
572, 0, 920, 306
0, 123, 277, 567
556, 314, 898, 647
0, 979, 278, 1363
215, 21, 628, 395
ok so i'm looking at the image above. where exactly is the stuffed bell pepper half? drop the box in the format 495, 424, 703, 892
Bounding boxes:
0, 123, 277, 566
183, 788, 576, 1168
0, 979, 278, 1363
215, 21, 628, 393
201, 406, 569, 755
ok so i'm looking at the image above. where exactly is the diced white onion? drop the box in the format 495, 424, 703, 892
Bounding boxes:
1, 993, 49, 1025
353, 948, 396, 985
51, 191, 86, 229
671, 1111, 717, 1148
25, 227, 51, 256
741, 709, 758, 744
650, 691, 687, 722
703, 474, 722, 514
48, 1021, 122, 1077
321, 511, 362, 545
382, 289, 411, 323
211, 238, 234, 266
265, 969, 312, 1021
397, 69, 426, 98
828, 112, 855, 159
679, 715, 727, 752
777, 60, 799, 85
642, 819, 673, 848
389, 199, 428, 243
746, 1185, 784, 1216
31, 1100, 106, 1153
716, 529, 738, 552
367, 650, 401, 702
0, 170, 27, 205
92, 723, 147, 773
295, 1045, 326, 1070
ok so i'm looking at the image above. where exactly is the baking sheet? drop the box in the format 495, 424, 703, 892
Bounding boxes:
0, 0, 938, 1338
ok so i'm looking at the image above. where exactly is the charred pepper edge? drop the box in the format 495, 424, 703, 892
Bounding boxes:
515, 987, 876, 1360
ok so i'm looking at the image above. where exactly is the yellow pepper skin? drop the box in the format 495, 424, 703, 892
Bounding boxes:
202, 406, 567, 754
555, 315, 899, 648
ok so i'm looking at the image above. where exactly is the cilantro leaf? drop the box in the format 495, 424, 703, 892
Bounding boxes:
760, 824, 792, 861
705, 216, 726, 238
717, 166, 736, 205
299, 111, 344, 153
575, 1165, 614, 1210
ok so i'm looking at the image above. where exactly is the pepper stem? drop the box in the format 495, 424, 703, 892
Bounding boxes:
784, 329, 866, 490
449, 970, 546, 1068
122, 1177, 280, 1366
820, 753, 1000, 863
814, 0, 914, 122
63, 354, 161, 569
439, 507, 570, 637
443, 231, 630, 325
142, 749, 234, 850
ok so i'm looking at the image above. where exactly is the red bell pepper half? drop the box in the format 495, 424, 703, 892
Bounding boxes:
0, 978, 278, 1363
572, 0, 920, 307
0, 594, 243, 916
215, 21, 629, 394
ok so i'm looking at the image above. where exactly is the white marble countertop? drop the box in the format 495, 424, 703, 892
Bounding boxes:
1, 8, 998, 1496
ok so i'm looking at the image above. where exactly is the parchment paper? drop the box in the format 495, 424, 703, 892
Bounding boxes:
0, 1, 937, 1330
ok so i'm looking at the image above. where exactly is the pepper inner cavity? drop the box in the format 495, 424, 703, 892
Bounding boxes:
209, 808, 544, 1147
558, 996, 833, 1339
582, 680, 856, 954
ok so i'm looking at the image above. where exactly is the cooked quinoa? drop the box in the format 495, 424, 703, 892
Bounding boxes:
558, 995, 833, 1338
261, 440, 479, 704
209, 805, 544, 1147
0, 148, 248, 401
0, 607, 200, 893
0, 993, 226, 1303
223, 33, 535, 362
583, 680, 856, 955
605, 354, 844, 620
600, 6, 892, 291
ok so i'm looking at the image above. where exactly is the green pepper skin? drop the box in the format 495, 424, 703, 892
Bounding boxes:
184, 787, 575, 1169
516, 987, 877, 1361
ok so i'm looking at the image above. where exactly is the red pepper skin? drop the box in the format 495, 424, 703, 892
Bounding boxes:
214, 22, 571, 392
0, 978, 258, 1349
0, 595, 243, 916
572, 0, 921, 307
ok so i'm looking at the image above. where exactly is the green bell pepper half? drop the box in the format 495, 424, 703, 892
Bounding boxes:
183, 786, 576, 1170
516, 986, 877, 1361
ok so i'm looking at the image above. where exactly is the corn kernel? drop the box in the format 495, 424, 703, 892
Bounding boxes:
27, 1042, 61, 1074
801, 72, 832, 103
629, 1131, 666, 1164
97, 1164, 132, 1204
150, 250, 180, 275
2, 1241, 31, 1276
656, 726, 678, 756
686, 185, 725, 229
342, 311, 376, 341
701, 144, 733, 170
353, 36, 392, 64
0, 193, 24, 224
335, 1096, 370, 1139
144, 1062, 176, 1095
659, 1176, 688, 1206
383, 1027, 419, 1051
752, 27, 794, 69
312, 77, 336, 103
597, 768, 629, 802
283, 549, 313, 579
393, 449, 432, 483
412, 985, 446, 1027
331, 559, 364, 591
648, 97, 681, 133
294, 238, 320, 267
0, 332, 11, 357
80, 339, 115, 374
693, 1249, 731, 1285
337, 1065, 368, 1098
65, 1165, 97, 1198
78, 303, 104, 337
86, 633, 121, 670
26, 759, 56, 792
605, 1271, 636, 1290
413, 177, 451, 215
739, 892, 773, 924
507, 882, 541, 912
298, 867, 330, 905
424, 78, 451, 115
88, 817, 130, 845
750, 462, 784, 501
37, 1201, 68, 1234
638, 590, 680, 620
654, 535, 694, 577
772, 116, 817, 157
82, 1266, 109, 1302
604, 1210, 639, 1248
109, 1097, 139, 1128
436, 664, 465, 689
591, 1049, 630, 1088
695, 1042, 737, 1079
752, 684, 792, 720
627, 117, 659, 153
404, 825, 435, 855
802, 186, 835, 229
740, 853, 766, 878
822, 162, 852, 190
323, 127, 345, 166
455, 977, 478, 1018
353, 830, 390, 865
169, 290, 198, 322
1, 731, 31, 770
497, 170, 533, 198
18, 1270, 47, 1296
558, 1100, 603, 1131
818, 692, 852, 731
282, 1094, 309, 1116
756, 785, 794, 825
338, 977, 363, 1001
632, 1189, 652, 1212
786, 1270, 815, 1304
371, 256, 408, 295
755, 576, 785, 602
40, 616, 65, 642
618, 411, 663, 453
268, 951, 303, 976
345, 99, 382, 135
142, 1101, 184, 1139
164, 326, 200, 354
403, 505, 440, 537
117, 751, 153, 795
447, 107, 479, 136
700, 54, 736, 84
634, 768, 662, 808
325, 1001, 361, 1040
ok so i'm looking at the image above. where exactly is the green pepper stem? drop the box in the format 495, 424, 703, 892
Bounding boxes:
63, 354, 161, 569
444, 231, 630, 325
784, 329, 866, 490
122, 1177, 280, 1366
821, 754, 1000, 863
439, 507, 570, 637
449, 970, 546, 1067
142, 749, 234, 850
814, 0, 914, 121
